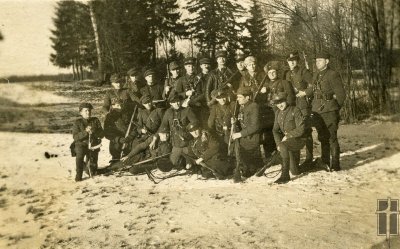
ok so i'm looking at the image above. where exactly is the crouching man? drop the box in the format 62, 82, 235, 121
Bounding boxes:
185, 123, 232, 179
72, 103, 104, 181
272, 93, 306, 184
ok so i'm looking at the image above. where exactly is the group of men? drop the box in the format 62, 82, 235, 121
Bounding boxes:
72, 50, 346, 184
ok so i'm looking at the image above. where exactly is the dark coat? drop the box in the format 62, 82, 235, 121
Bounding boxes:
305, 67, 346, 113
102, 88, 133, 113
273, 105, 306, 145
284, 66, 312, 111
266, 78, 296, 107
237, 101, 260, 149
240, 71, 269, 104
72, 117, 104, 147
140, 83, 164, 101
205, 67, 234, 103
159, 107, 198, 148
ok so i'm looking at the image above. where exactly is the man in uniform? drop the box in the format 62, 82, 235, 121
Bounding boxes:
207, 89, 235, 155
185, 123, 232, 178
284, 51, 314, 167
206, 50, 235, 106
302, 51, 346, 171
272, 93, 306, 184
175, 57, 203, 108
72, 103, 104, 181
264, 61, 296, 109
158, 95, 198, 168
125, 67, 142, 105
140, 68, 164, 101
102, 73, 133, 114
163, 61, 181, 101
231, 87, 263, 179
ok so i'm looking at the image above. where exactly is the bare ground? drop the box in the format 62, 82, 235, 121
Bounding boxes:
0, 82, 399, 249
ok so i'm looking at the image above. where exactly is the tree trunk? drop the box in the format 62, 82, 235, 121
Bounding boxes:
89, 1, 103, 82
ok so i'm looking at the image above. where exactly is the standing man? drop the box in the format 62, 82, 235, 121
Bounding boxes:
163, 61, 181, 101
102, 73, 133, 114
125, 67, 142, 105
302, 51, 346, 171
264, 61, 296, 109
206, 50, 235, 106
140, 68, 164, 101
231, 87, 263, 179
284, 51, 314, 167
175, 57, 201, 108
272, 93, 306, 184
158, 95, 198, 169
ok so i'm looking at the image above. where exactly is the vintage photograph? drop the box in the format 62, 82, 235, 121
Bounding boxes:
0, 0, 399, 248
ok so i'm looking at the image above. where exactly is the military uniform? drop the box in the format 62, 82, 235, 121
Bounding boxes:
140, 84, 164, 101
305, 61, 346, 171
102, 88, 133, 113
235, 100, 263, 176
284, 64, 314, 162
159, 104, 198, 167
72, 114, 104, 181
163, 76, 180, 101
205, 67, 235, 104
240, 71, 268, 104
273, 104, 306, 182
187, 129, 232, 178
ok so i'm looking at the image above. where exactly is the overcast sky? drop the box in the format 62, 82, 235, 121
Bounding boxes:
0, 0, 69, 77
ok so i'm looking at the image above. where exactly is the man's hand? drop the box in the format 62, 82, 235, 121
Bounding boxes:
226, 83, 232, 88
296, 90, 306, 97
186, 90, 193, 96
165, 86, 170, 93
149, 136, 157, 149
260, 87, 267, 93
121, 156, 128, 162
223, 126, 228, 131
282, 136, 287, 142
85, 126, 92, 134
231, 132, 242, 140
141, 128, 147, 134
230, 117, 236, 125
195, 158, 204, 164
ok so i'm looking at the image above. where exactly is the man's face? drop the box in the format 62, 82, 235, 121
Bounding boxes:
200, 63, 210, 74
145, 74, 154, 85
236, 61, 245, 71
237, 94, 249, 105
129, 75, 137, 83
267, 70, 277, 81
216, 97, 227, 105
217, 57, 226, 67
171, 101, 180, 109
184, 64, 194, 75
190, 129, 200, 138
245, 61, 256, 73
276, 101, 288, 111
316, 58, 329, 71
80, 108, 91, 119
171, 69, 179, 78
111, 82, 121, 89
287, 60, 298, 70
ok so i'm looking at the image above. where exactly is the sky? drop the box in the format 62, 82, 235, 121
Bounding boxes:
0, 0, 69, 77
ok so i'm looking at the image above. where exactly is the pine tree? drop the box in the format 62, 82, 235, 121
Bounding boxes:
50, 0, 96, 80
185, 0, 245, 61
242, 0, 269, 62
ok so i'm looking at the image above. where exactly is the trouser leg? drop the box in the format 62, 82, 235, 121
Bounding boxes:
310, 112, 330, 165
75, 145, 87, 181
321, 111, 340, 170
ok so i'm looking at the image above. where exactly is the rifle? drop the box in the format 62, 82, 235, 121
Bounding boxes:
302, 51, 309, 70
182, 75, 202, 108
110, 153, 171, 173
227, 100, 239, 156
120, 105, 138, 158
182, 153, 224, 180
252, 73, 269, 100
208, 70, 241, 105
255, 150, 280, 177
85, 133, 93, 178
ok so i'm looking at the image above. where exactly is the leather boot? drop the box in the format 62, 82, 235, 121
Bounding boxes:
275, 156, 290, 184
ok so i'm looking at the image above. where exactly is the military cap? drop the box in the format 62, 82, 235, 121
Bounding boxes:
187, 123, 200, 132
110, 73, 124, 84
169, 61, 180, 71
235, 54, 246, 62
315, 51, 330, 59
287, 51, 300, 61
272, 92, 287, 104
143, 69, 156, 77
169, 94, 183, 103
211, 89, 228, 99
127, 67, 140, 76
215, 50, 227, 58
140, 95, 152, 105
264, 61, 281, 72
79, 102, 93, 111
236, 87, 252, 96
184, 57, 196, 65
199, 57, 211, 65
